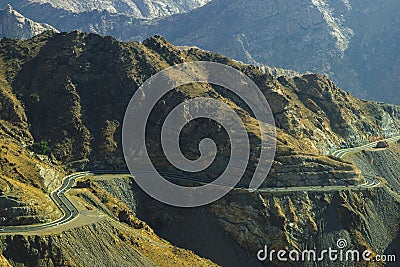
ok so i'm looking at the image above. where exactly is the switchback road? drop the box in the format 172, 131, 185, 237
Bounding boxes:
1, 135, 399, 233
0, 172, 88, 233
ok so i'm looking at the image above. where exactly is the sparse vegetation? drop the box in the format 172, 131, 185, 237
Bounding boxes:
0, 31, 399, 267
32, 140, 52, 156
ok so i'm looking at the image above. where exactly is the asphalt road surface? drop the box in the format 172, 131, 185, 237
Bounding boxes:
0, 172, 88, 233
331, 136, 400, 158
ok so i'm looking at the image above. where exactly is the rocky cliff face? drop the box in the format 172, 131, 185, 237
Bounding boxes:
0, 5, 57, 39
94, 142, 400, 267
0, 32, 400, 266
96, 170, 400, 267
135, 0, 400, 105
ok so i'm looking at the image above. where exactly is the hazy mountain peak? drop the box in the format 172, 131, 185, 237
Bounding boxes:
0, 4, 58, 39
20, 0, 211, 18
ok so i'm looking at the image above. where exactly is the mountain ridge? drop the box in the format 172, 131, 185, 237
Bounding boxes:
3, 0, 397, 105
0, 32, 399, 266
0, 0, 210, 19
0, 4, 57, 39
1, 31, 399, 183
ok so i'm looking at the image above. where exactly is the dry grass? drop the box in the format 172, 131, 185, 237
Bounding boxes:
0, 134, 63, 222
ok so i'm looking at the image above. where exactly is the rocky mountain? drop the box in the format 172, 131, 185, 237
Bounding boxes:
1, 31, 398, 178
4, 0, 397, 105
0, 31, 400, 266
0, 0, 210, 19
135, 0, 400, 105
0, 36, 217, 266
0, 4, 57, 39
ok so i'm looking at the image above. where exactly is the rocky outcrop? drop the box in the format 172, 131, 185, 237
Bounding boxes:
375, 141, 389, 149
0, 5, 57, 39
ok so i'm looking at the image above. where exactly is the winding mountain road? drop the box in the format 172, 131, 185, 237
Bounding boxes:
331, 136, 400, 158
0, 135, 399, 233
0, 172, 88, 233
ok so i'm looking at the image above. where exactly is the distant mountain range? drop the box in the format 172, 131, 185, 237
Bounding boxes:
137, 0, 400, 105
0, 0, 210, 19
0, 4, 57, 39
0, 0, 399, 105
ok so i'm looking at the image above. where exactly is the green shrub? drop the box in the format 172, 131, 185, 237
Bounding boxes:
32, 140, 52, 156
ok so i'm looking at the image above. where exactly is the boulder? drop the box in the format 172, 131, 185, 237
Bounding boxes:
375, 141, 389, 149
